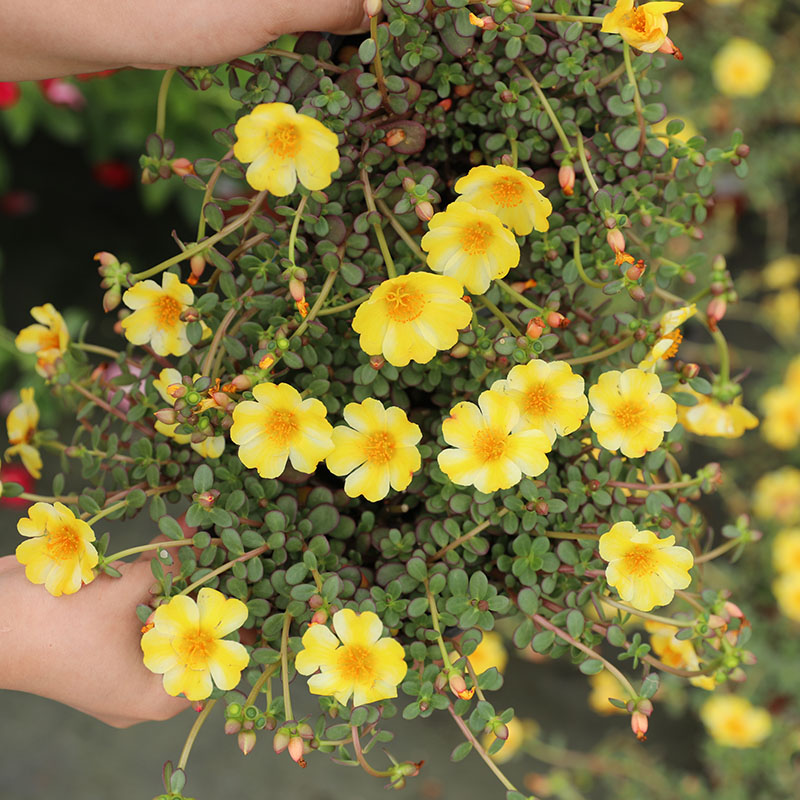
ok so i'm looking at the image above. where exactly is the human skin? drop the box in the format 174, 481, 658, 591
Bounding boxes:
0, 0, 369, 81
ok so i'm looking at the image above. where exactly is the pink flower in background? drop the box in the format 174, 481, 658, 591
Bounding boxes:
0, 82, 20, 109
38, 78, 86, 110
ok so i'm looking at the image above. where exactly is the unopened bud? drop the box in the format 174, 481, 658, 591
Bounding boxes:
450, 343, 471, 359
628, 285, 646, 302
171, 157, 195, 177
196, 489, 219, 508
141, 168, 157, 185
238, 730, 257, 755
511, 0, 531, 10
448, 672, 475, 700
681, 362, 700, 380
546, 311, 568, 329
103, 286, 122, 312
94, 251, 119, 269
499, 90, 515, 103
385, 128, 407, 148
401, 177, 416, 193
558, 163, 575, 196
526, 317, 545, 340
289, 277, 305, 303
369, 354, 385, 370
626, 263, 645, 281
735, 144, 750, 158
606, 228, 626, 253
724, 601, 744, 620
273, 728, 291, 754
190, 253, 206, 281
363, 0, 382, 17
658, 36, 683, 60
288, 736, 306, 767
631, 711, 648, 741
297, 723, 314, 740
415, 201, 434, 222
310, 609, 328, 625
706, 297, 727, 329
309, 594, 324, 609
154, 408, 178, 424
493, 723, 509, 740
225, 719, 242, 735
232, 374, 252, 391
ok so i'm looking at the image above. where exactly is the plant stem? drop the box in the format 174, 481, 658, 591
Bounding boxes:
575, 133, 600, 196
71, 342, 123, 360
280, 613, 294, 721
369, 15, 389, 109
180, 544, 270, 596
350, 725, 391, 778
477, 296, 522, 338
86, 499, 129, 526
694, 537, 740, 564
531, 13, 604, 23
201, 287, 254, 377
177, 699, 217, 771
103, 537, 197, 563
515, 61, 572, 152
599, 595, 695, 627
428, 508, 509, 562
544, 530, 600, 541
709, 326, 731, 383
424, 579, 453, 670
316, 294, 369, 316
509, 137, 518, 168
375, 197, 426, 261
261, 47, 346, 74
573, 238, 604, 288
495, 277, 544, 313
19, 491, 80, 503
446, 703, 522, 795
287, 193, 309, 267
460, 652, 487, 703
245, 663, 281, 708
361, 169, 396, 278
196, 148, 234, 242
70, 381, 153, 436
155, 69, 176, 140
564, 335, 634, 365
622, 43, 646, 155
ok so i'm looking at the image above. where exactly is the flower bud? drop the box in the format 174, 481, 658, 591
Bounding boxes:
225, 719, 242, 735
735, 144, 750, 158
273, 728, 291, 754
450, 343, 470, 359
401, 177, 416, 193
493, 723, 509, 740
681, 362, 700, 380
415, 201, 434, 222
724, 601, 745, 620
499, 90, 515, 103
297, 722, 314, 740
363, 0, 382, 17
370, 354, 385, 370
385, 128, 407, 148
546, 311, 568, 329
448, 672, 475, 700
94, 251, 119, 269
658, 37, 683, 60
706, 297, 727, 329
311, 609, 328, 625
232, 374, 252, 391
628, 285, 646, 302
606, 228, 626, 254
154, 408, 178, 425
511, 0, 531, 10
526, 317, 545, 340
196, 489, 219, 508
631, 711, 648, 741
238, 730, 256, 755
558, 163, 575, 196
102, 285, 122, 312
288, 736, 307, 767
171, 157, 195, 177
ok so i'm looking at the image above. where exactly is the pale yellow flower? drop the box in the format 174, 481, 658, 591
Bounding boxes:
754, 468, 800, 524
121, 272, 194, 357
772, 529, 800, 575
155, 421, 225, 459
773, 571, 800, 622
438, 390, 551, 494
466, 631, 508, 676
326, 398, 421, 502
141, 588, 250, 701
787, 356, 800, 391
230, 382, 333, 478
599, 521, 693, 612
490, 359, 587, 444
639, 304, 695, 371
5, 388, 43, 479
700, 696, 772, 748
295, 609, 407, 706
763, 290, 800, 342
153, 367, 184, 404
601, 0, 683, 53
15, 502, 98, 596
588, 369, 677, 458
646, 621, 715, 690
453, 165, 552, 236
421, 201, 520, 294
761, 384, 800, 450
15, 303, 70, 377
233, 102, 339, 195
352, 273, 471, 367
678, 389, 758, 439
762, 255, 800, 290
481, 717, 538, 764
588, 670, 627, 715
712, 38, 774, 98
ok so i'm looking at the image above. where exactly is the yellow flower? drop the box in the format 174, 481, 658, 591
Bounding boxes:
15, 502, 98, 596
153, 367, 184, 404
295, 608, 407, 706
652, 115, 699, 146
761, 384, 800, 449
15, 303, 70, 377
786, 355, 800, 391
754, 468, 800, 525
438, 390, 551, 493
646, 621, 715, 690
121, 272, 194, 357
421, 201, 520, 294
763, 290, 800, 342
326, 398, 421, 502
678, 389, 758, 439
762, 255, 800, 290
601, 0, 684, 53
588, 670, 628, 715
638, 304, 695, 371
4, 388, 43, 479
481, 717, 537, 764
490, 359, 588, 444
588, 369, 677, 458
712, 38, 774, 98
773, 571, 800, 622
700, 696, 772, 748
230, 382, 333, 478
599, 521, 693, 612
141, 588, 250, 702
773, 529, 800, 574
453, 165, 552, 236
233, 102, 339, 195
155, 421, 225, 459
466, 631, 508, 676
351, 273, 471, 367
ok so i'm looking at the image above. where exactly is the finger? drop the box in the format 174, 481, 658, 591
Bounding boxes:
268, 0, 369, 36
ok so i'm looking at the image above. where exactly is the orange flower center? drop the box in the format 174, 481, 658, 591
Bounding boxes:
177, 630, 215, 670
721, 716, 748, 740
473, 427, 506, 462
524, 384, 553, 416
364, 431, 396, 464
461, 222, 492, 255
40, 330, 62, 352
156, 295, 183, 327
267, 408, 299, 446
45, 525, 82, 561
270, 123, 300, 159
489, 176, 524, 208
614, 400, 646, 430
625, 8, 649, 34
622, 544, 657, 577
338, 644, 375, 682
384, 284, 427, 323
659, 329, 682, 360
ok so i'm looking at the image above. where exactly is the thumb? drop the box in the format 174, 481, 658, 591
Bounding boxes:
268, 0, 370, 37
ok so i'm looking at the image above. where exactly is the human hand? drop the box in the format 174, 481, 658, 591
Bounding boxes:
1, 0, 369, 81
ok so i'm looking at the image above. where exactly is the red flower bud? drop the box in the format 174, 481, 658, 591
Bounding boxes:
238, 730, 257, 755
558, 163, 575, 196
546, 311, 568, 328
631, 711, 648, 741
289, 277, 306, 303
171, 157, 195, 177
606, 228, 626, 254
415, 201, 434, 222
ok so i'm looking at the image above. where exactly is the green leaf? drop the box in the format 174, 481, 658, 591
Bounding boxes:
158, 515, 185, 541
193, 464, 214, 492
451, 741, 473, 762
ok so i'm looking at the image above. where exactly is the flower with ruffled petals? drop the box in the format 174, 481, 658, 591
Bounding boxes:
601, 0, 683, 53
15, 502, 98, 596
754, 468, 800, 525
599, 521, 693, 612
646, 621, 715, 690
639, 304, 695, 371
295, 609, 407, 706
352, 273, 471, 367
15, 303, 70, 377
589, 369, 677, 458
490, 359, 587, 444
712, 38, 774, 98
141, 588, 249, 702
230, 382, 333, 478
678, 389, 758, 439
700, 696, 771, 748
326, 398, 421, 502
453, 165, 552, 236
438, 390, 551, 493
233, 102, 339, 195
4, 388, 42, 479
421, 201, 520, 294
121, 272, 194, 357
